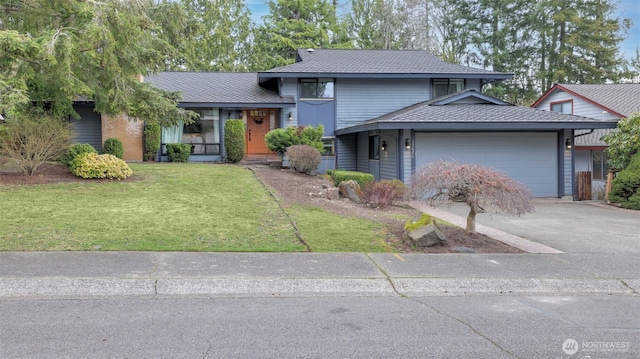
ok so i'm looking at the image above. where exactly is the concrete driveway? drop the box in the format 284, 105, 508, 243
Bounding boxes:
429, 199, 639, 255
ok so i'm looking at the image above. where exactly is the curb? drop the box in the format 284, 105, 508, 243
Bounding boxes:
2, 277, 637, 299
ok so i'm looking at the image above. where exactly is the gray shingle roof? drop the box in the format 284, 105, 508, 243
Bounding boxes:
336, 91, 618, 135
262, 49, 512, 77
575, 129, 612, 147
145, 72, 295, 105
558, 83, 640, 117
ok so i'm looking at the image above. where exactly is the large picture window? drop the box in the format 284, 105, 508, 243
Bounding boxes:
162, 108, 220, 155
300, 78, 334, 98
433, 79, 464, 98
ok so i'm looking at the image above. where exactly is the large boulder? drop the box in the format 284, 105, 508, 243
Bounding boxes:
338, 180, 364, 204
405, 221, 447, 247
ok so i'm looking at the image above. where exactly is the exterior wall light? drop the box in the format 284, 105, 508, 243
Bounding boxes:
288, 112, 293, 121
566, 138, 572, 149
405, 138, 411, 150
381, 141, 387, 151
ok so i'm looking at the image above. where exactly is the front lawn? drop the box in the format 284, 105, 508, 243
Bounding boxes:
0, 164, 307, 252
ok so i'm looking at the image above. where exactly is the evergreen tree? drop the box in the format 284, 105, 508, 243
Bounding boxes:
0, 0, 193, 125
167, 0, 253, 71
250, 0, 350, 70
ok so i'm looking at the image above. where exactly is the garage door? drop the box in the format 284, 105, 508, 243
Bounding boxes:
415, 132, 558, 197
70, 106, 103, 152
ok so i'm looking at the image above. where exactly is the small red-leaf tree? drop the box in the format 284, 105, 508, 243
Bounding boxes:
410, 161, 535, 234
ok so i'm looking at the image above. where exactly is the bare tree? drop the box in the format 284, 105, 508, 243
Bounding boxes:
410, 161, 534, 234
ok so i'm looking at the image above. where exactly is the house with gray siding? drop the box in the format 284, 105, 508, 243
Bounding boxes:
532, 83, 640, 198
73, 49, 620, 198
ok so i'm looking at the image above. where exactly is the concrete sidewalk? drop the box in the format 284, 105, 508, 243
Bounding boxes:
1, 252, 638, 299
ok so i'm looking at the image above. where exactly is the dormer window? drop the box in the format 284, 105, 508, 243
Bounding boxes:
300, 78, 334, 99
433, 79, 464, 98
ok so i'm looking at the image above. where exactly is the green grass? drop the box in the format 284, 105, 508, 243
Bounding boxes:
0, 164, 306, 252
289, 205, 388, 252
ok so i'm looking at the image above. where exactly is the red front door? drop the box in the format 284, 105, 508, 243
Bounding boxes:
246, 109, 271, 155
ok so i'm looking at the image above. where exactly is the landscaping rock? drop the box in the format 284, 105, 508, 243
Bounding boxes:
338, 180, 364, 204
324, 187, 340, 200
407, 223, 447, 247
453, 246, 475, 253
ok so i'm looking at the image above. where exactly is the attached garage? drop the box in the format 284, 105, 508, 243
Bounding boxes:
415, 132, 558, 197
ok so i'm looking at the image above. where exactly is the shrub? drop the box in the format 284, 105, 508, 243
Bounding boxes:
60, 143, 97, 167
285, 145, 321, 174
265, 125, 324, 155
144, 122, 161, 161
364, 180, 407, 208
0, 112, 73, 176
69, 153, 132, 180
166, 143, 192, 162
330, 170, 375, 188
224, 119, 245, 163
608, 153, 640, 209
102, 138, 124, 159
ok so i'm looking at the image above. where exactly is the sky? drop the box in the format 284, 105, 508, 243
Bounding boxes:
246, 0, 640, 61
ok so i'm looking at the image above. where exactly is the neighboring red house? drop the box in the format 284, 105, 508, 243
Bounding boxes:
532, 83, 640, 198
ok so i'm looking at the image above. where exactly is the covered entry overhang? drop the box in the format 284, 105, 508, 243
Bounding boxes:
335, 92, 618, 197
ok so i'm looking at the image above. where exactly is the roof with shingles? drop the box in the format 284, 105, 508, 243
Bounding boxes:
336, 90, 618, 135
261, 49, 512, 77
536, 83, 640, 118
145, 72, 295, 105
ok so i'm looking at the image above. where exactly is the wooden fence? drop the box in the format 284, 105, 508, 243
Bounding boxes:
576, 171, 592, 201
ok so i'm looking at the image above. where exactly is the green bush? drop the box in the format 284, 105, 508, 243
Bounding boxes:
265, 125, 324, 155
609, 153, 640, 209
166, 143, 192, 162
69, 153, 132, 180
285, 145, 321, 174
144, 122, 161, 161
61, 143, 97, 166
224, 119, 245, 163
330, 170, 375, 188
102, 138, 124, 159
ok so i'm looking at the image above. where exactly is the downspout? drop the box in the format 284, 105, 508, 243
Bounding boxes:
574, 129, 594, 140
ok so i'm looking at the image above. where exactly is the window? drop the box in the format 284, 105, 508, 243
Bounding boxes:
432, 79, 464, 98
550, 101, 572, 114
322, 138, 335, 156
369, 135, 380, 160
163, 108, 221, 155
300, 78, 334, 98
592, 150, 609, 180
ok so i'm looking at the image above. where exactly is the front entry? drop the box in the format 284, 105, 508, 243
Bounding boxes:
246, 109, 272, 155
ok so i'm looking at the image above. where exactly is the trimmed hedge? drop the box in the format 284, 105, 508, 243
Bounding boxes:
166, 143, 192, 162
330, 170, 375, 188
69, 153, 132, 180
103, 138, 124, 159
61, 143, 97, 166
224, 119, 245, 163
144, 122, 161, 161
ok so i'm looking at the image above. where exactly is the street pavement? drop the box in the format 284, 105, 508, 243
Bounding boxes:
1, 199, 639, 299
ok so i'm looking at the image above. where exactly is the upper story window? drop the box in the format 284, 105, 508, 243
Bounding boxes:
300, 78, 334, 99
433, 79, 464, 98
550, 100, 572, 114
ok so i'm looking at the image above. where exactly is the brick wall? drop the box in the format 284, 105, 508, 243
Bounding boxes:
101, 114, 144, 161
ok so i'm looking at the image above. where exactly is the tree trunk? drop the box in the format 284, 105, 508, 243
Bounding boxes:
466, 205, 477, 234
